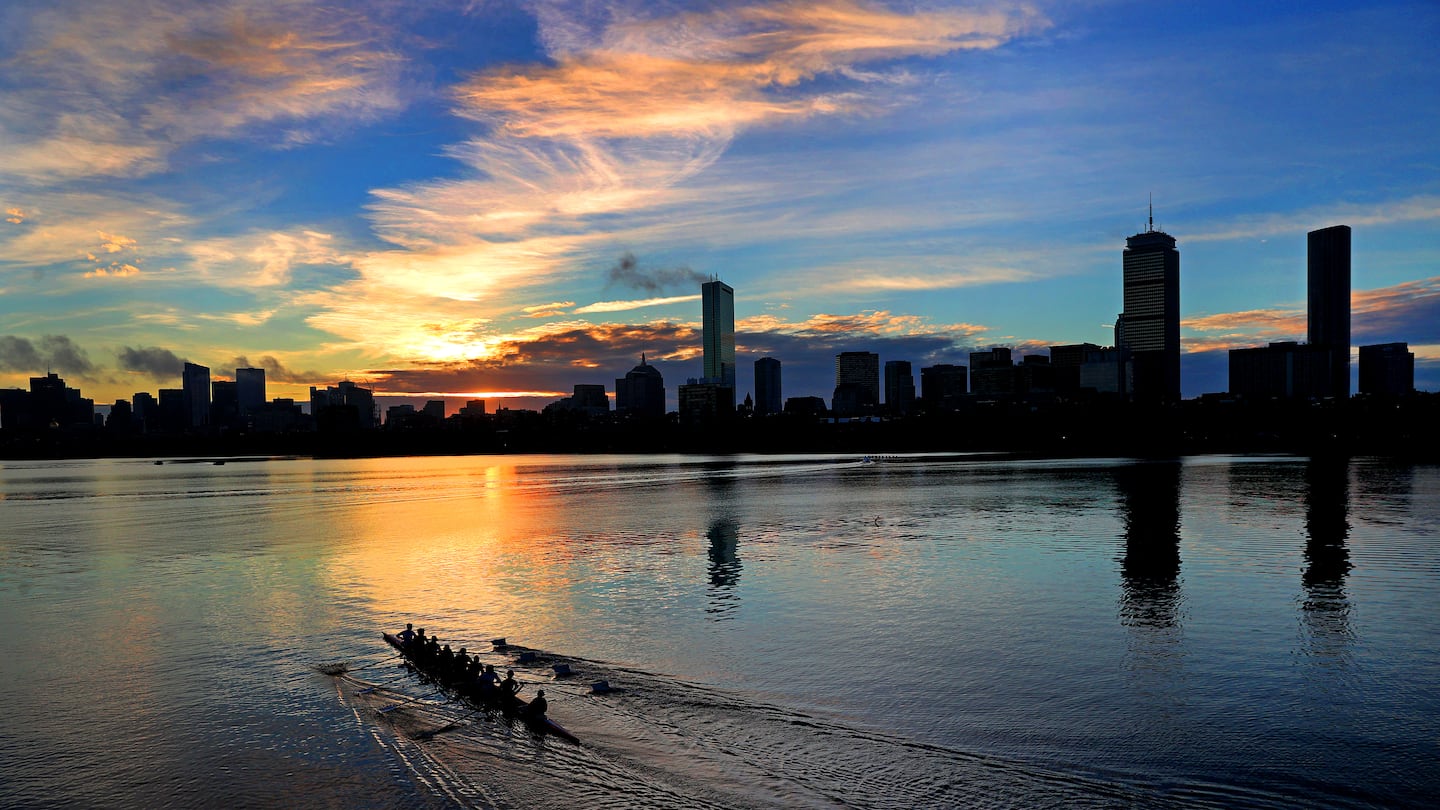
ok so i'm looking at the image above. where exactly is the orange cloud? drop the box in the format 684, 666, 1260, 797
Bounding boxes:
5, 208, 25, 224
83, 262, 141, 278
458, 1, 1041, 140
1183, 307, 1306, 335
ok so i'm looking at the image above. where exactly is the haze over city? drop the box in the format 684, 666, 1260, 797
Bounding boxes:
2, 0, 1437, 411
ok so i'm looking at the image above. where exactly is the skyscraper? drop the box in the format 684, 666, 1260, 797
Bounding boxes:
883, 360, 916, 414
182, 362, 210, 428
833, 351, 879, 415
701, 279, 736, 388
1308, 225, 1351, 398
754, 357, 782, 416
1120, 205, 1180, 403
236, 367, 266, 415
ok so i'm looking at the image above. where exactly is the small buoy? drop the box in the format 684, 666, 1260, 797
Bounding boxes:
590, 680, 611, 694
516, 651, 537, 664
552, 663, 572, 676
490, 637, 507, 647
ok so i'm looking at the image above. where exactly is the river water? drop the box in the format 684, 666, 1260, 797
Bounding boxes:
1, 453, 1436, 808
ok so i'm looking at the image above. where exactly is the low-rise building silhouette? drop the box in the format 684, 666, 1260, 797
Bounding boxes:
1359, 343, 1414, 396
615, 355, 666, 417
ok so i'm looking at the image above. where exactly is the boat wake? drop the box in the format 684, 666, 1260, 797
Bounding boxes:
329, 644, 1306, 810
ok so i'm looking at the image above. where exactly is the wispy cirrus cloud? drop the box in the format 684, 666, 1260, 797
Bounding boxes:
331, 1, 1045, 365
0, 0, 405, 184
575, 294, 700, 314
1187, 195, 1440, 243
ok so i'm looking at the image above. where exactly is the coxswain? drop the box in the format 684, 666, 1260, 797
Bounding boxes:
398, 623, 416, 644
523, 689, 548, 719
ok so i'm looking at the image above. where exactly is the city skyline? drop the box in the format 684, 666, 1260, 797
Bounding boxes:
2, 1, 1438, 411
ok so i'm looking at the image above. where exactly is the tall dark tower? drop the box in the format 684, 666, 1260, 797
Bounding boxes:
1120, 202, 1180, 404
1307, 225, 1351, 398
701, 279, 736, 388
753, 357, 781, 416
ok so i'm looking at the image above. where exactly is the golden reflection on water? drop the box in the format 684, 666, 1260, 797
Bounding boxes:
319, 457, 597, 646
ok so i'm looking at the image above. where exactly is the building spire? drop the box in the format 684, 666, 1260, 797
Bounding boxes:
1148, 193, 1154, 233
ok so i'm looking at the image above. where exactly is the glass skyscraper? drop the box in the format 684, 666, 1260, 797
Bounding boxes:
702, 279, 736, 388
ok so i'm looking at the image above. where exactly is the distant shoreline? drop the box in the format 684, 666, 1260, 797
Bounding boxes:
4, 394, 1437, 463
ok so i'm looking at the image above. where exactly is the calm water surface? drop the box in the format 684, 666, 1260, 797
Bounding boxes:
1, 453, 1436, 808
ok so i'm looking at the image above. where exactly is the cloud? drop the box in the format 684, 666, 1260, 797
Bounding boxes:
228, 354, 320, 384
522, 301, 576, 318
334, 1, 1043, 365
1354, 276, 1440, 344
0, 336, 44, 372
464, 1, 1045, 140
350, 305, 998, 411
1, 0, 405, 184
186, 228, 347, 288
1182, 276, 1440, 351
575, 294, 700, 314
117, 345, 184, 379
5, 209, 25, 224
1187, 195, 1440, 243
0, 335, 95, 376
84, 263, 142, 279
1182, 307, 1307, 352
604, 251, 707, 292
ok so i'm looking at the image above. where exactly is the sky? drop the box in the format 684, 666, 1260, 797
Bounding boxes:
2, 0, 1437, 413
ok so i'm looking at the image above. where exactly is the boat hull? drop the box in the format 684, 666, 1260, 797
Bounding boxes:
381, 632, 580, 744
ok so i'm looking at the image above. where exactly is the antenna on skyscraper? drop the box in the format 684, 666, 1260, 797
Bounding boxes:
1148, 193, 1154, 233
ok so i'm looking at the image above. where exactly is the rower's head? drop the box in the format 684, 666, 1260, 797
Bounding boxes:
506, 670, 515, 678
417, 628, 425, 636
536, 689, 545, 697
458, 648, 466, 655
486, 665, 495, 672
406, 623, 413, 630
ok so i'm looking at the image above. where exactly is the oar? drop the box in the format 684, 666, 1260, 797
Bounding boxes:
413, 706, 489, 740
377, 691, 446, 714
316, 652, 400, 677
354, 670, 413, 694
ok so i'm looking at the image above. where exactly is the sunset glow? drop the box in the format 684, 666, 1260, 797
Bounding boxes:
2, 0, 1437, 408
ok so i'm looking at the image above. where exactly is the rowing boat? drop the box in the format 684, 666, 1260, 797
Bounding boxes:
381, 632, 580, 744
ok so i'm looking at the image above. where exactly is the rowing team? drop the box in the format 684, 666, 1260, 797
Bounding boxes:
397, 623, 548, 719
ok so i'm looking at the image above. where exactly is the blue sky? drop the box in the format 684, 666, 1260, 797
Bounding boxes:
2, 0, 1437, 411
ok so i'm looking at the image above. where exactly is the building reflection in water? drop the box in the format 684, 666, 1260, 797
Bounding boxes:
707, 519, 741, 589
1115, 460, 1183, 631
702, 462, 742, 619
1301, 457, 1353, 659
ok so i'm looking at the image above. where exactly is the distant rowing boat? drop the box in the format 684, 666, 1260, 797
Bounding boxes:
381, 632, 580, 744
